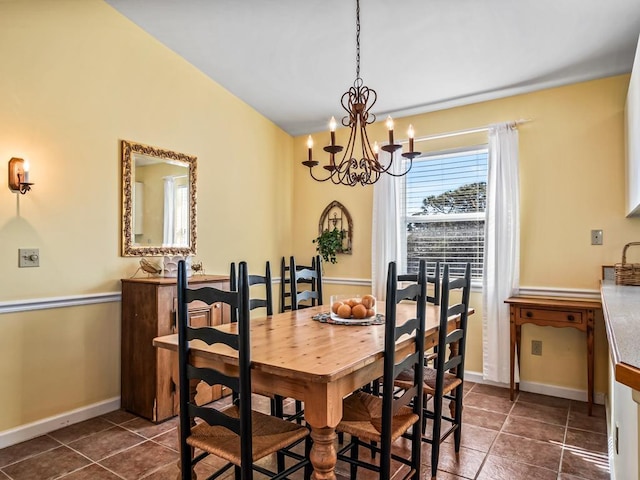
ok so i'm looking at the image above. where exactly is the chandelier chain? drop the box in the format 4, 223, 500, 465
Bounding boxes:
355, 0, 360, 80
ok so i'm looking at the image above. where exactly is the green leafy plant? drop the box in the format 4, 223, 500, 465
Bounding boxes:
313, 228, 345, 264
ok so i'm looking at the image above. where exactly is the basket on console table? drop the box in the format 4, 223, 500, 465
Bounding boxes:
615, 242, 640, 285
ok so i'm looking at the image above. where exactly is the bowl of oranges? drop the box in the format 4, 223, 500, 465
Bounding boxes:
330, 294, 377, 321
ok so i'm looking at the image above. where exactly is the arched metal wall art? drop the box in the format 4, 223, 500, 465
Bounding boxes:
318, 201, 353, 254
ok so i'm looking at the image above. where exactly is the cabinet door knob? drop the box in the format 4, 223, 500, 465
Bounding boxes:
525, 311, 533, 318
567, 315, 575, 321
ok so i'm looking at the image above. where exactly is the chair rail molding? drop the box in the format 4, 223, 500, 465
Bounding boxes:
0, 284, 600, 314
0, 292, 121, 314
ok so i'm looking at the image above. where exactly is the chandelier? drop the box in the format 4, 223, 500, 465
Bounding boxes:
302, 0, 420, 187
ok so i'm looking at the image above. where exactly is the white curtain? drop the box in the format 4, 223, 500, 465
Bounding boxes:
163, 176, 176, 245
482, 123, 520, 383
371, 148, 405, 300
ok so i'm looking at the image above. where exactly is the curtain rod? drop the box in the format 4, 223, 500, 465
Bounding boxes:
406, 118, 532, 144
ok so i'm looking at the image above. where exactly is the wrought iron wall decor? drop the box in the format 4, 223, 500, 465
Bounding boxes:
318, 201, 353, 254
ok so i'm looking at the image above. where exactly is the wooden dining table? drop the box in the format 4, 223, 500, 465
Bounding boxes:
153, 301, 474, 480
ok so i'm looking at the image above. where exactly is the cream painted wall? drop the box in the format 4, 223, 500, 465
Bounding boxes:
0, 303, 120, 427
293, 75, 639, 396
0, 0, 634, 437
0, 0, 294, 431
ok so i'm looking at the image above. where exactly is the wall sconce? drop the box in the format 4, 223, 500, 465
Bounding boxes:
8, 157, 33, 194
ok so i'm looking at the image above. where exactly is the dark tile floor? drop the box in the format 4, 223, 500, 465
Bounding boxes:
0, 383, 609, 479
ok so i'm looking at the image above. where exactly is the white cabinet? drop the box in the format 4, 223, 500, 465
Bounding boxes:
608, 358, 640, 479
626, 34, 640, 216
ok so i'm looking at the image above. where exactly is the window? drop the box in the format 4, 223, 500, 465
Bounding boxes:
402, 147, 488, 280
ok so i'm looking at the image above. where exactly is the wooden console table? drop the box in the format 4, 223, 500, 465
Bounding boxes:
505, 296, 601, 415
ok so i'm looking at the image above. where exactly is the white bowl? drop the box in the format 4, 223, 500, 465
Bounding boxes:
329, 294, 377, 321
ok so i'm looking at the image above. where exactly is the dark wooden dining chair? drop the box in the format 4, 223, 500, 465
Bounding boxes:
395, 262, 471, 480
277, 255, 321, 423
279, 256, 320, 313
279, 257, 293, 313
398, 260, 441, 305
336, 260, 427, 480
229, 260, 273, 322
290, 255, 323, 310
231, 260, 304, 431
177, 260, 311, 480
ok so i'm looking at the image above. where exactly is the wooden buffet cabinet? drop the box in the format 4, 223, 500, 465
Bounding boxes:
121, 274, 230, 422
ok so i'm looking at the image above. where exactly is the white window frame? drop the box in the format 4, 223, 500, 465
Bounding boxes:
400, 145, 488, 286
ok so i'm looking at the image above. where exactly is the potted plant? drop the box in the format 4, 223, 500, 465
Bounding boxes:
313, 228, 345, 264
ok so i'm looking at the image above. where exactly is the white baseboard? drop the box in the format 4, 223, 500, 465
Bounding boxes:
465, 371, 606, 405
0, 372, 608, 450
0, 397, 121, 449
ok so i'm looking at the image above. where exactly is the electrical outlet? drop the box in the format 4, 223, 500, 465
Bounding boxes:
591, 229, 603, 245
532, 340, 542, 356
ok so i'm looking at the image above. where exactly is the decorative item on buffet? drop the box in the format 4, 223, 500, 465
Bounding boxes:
131, 258, 163, 278
163, 255, 192, 277
191, 261, 205, 275
330, 294, 376, 321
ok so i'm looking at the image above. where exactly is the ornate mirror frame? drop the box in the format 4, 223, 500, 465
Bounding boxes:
121, 140, 197, 256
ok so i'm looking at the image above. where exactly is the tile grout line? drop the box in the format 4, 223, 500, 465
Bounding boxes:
472, 388, 519, 479
557, 401, 571, 479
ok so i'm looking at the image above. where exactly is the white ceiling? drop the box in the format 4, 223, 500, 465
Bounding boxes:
105, 0, 640, 136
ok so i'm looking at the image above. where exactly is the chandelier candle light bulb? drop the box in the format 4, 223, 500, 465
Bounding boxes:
373, 141, 379, 161
386, 116, 394, 145
307, 136, 313, 162
329, 116, 337, 146
408, 125, 415, 153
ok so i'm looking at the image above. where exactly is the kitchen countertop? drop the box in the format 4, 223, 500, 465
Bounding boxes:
601, 280, 640, 391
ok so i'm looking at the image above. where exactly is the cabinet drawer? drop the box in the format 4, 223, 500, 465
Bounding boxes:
517, 307, 583, 326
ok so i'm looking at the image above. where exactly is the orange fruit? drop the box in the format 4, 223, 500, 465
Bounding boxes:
362, 295, 376, 309
352, 304, 367, 319
331, 301, 343, 314
337, 304, 352, 319
366, 308, 375, 317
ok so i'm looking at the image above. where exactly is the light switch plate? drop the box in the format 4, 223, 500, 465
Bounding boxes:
18, 248, 39, 267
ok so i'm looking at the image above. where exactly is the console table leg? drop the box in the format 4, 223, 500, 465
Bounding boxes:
510, 309, 516, 401
515, 324, 522, 395
587, 309, 595, 416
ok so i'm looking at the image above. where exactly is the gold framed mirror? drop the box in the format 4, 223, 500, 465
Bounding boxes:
121, 140, 197, 256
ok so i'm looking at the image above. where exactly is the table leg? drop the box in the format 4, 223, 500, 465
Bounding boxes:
510, 307, 516, 401
587, 309, 595, 416
309, 426, 338, 480
515, 324, 522, 396
304, 385, 342, 480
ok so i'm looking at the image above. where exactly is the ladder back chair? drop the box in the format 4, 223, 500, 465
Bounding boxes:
279, 256, 317, 313
396, 262, 472, 480
278, 256, 321, 423
177, 260, 311, 480
290, 255, 323, 310
230, 261, 295, 424
336, 260, 427, 480
229, 261, 273, 322
233, 260, 304, 426
397, 260, 440, 305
